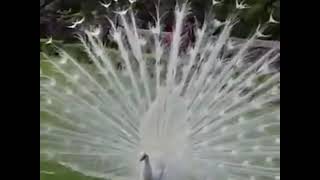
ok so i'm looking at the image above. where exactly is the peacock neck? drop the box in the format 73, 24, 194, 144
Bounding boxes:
142, 157, 153, 180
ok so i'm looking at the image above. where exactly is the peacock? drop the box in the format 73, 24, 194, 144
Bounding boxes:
40, 2, 280, 180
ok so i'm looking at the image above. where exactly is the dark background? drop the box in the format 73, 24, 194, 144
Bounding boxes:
40, 0, 280, 43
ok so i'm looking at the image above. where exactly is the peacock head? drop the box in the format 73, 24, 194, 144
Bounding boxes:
139, 152, 149, 162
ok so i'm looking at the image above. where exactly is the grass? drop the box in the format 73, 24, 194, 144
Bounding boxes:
40, 160, 105, 180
